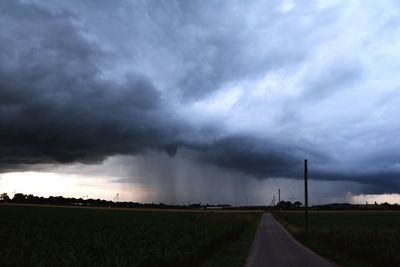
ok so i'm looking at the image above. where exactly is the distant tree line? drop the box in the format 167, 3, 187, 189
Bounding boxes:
313, 202, 400, 210
0, 193, 237, 210
3, 193, 398, 210
274, 200, 303, 210
270, 200, 400, 211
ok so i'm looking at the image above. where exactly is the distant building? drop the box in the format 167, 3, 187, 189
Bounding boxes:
206, 206, 223, 210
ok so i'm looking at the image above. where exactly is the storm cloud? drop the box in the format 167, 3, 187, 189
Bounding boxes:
0, 1, 179, 164
1, 0, 400, 195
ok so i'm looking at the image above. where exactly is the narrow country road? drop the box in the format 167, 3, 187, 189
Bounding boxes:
246, 213, 334, 267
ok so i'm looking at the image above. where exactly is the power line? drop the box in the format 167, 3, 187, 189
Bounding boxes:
281, 164, 304, 190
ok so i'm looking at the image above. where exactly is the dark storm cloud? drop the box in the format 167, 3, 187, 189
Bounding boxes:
193, 136, 301, 177
310, 167, 400, 194
1, 0, 400, 196
173, 1, 332, 100
0, 0, 314, 173
0, 1, 179, 165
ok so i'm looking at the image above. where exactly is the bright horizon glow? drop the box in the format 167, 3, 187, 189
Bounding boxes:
351, 193, 400, 205
0, 171, 146, 202
1, 171, 399, 205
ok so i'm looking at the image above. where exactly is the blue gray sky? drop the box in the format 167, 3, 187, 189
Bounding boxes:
1, 0, 400, 205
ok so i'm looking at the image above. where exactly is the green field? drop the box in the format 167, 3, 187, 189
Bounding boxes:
0, 204, 261, 267
274, 211, 400, 267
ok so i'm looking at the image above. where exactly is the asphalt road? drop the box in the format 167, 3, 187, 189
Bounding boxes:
246, 213, 334, 267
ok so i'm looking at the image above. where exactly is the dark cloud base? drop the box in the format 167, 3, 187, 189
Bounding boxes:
0, 1, 177, 165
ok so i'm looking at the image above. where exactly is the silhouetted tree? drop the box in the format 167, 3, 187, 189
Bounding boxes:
12, 193, 27, 202
294, 201, 302, 208
0, 193, 10, 201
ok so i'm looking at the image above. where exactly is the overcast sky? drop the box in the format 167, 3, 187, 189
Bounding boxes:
1, 0, 400, 205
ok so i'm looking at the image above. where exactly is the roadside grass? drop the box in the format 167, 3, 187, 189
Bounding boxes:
273, 211, 400, 267
0, 204, 261, 267
200, 212, 261, 267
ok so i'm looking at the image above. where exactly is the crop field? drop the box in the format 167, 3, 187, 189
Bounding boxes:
0, 204, 261, 267
274, 211, 400, 267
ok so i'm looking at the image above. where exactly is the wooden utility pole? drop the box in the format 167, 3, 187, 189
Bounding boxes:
304, 159, 308, 233
278, 188, 281, 204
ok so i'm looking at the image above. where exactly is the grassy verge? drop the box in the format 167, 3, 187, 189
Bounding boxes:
273, 211, 400, 267
0, 204, 261, 267
200, 212, 261, 267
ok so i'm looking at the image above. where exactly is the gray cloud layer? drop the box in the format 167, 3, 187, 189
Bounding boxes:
0, 1, 180, 164
1, 0, 400, 194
